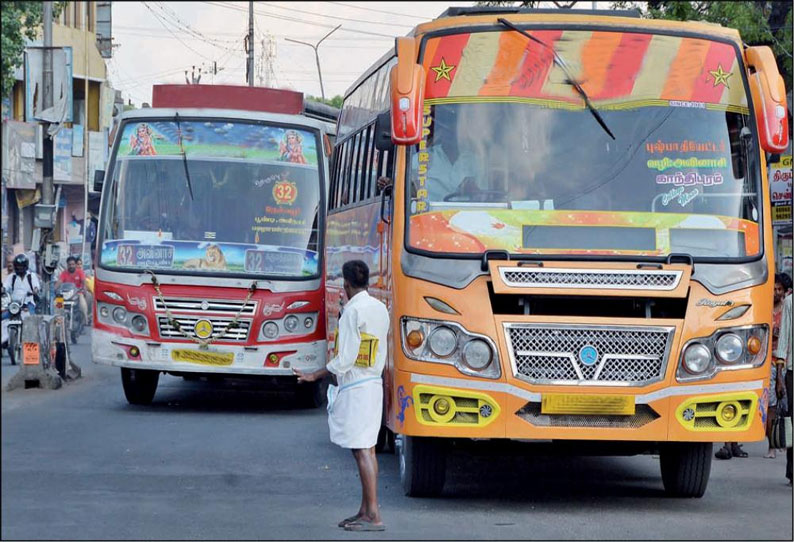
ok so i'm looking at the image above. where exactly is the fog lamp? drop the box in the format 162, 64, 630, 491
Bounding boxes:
433, 397, 450, 415
720, 403, 737, 422
128, 346, 140, 358
99, 305, 110, 318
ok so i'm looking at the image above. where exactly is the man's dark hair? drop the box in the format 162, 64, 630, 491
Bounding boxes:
342, 260, 369, 289
781, 272, 793, 291
66, 256, 77, 264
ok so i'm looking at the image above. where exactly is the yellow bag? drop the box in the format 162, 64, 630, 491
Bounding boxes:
332, 329, 379, 368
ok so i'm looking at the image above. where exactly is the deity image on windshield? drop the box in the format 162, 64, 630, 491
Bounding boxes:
129, 123, 157, 156
279, 130, 307, 164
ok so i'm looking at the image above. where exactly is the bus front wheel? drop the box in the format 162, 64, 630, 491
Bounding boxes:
121, 368, 160, 405
659, 442, 712, 498
397, 435, 446, 497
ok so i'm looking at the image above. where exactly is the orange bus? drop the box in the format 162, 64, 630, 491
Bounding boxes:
326, 6, 789, 497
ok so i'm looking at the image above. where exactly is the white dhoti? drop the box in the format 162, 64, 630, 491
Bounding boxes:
328, 377, 383, 450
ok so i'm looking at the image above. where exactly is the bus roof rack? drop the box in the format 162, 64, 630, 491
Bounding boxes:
437, 6, 642, 19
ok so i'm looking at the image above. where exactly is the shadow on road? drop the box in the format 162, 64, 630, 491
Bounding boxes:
111, 374, 319, 414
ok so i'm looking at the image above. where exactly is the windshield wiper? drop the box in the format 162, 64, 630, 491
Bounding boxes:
174, 112, 194, 200
496, 18, 615, 140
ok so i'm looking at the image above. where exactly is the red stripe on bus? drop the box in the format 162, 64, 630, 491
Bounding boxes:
424, 33, 471, 99
689, 41, 737, 104
592, 32, 653, 101
508, 30, 564, 99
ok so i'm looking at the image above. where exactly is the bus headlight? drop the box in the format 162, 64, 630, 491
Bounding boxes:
677, 325, 768, 382
428, 326, 457, 357
304, 316, 314, 329
130, 315, 148, 333
112, 306, 127, 324
284, 315, 299, 332
99, 305, 110, 318
683, 343, 711, 374
401, 317, 500, 379
462, 339, 492, 370
262, 321, 279, 339
715, 333, 743, 364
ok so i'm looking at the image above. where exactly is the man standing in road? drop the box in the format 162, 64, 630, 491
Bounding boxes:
294, 260, 389, 532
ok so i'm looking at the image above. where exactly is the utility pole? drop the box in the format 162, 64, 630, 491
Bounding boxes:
247, 1, 254, 87
42, 1, 54, 208
285, 24, 341, 100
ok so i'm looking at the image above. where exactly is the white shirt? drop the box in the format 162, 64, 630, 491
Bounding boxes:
774, 293, 792, 371
326, 290, 390, 386
2, 271, 41, 307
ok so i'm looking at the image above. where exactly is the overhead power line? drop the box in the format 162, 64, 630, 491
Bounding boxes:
257, 1, 414, 28
326, 1, 431, 20
201, 1, 398, 39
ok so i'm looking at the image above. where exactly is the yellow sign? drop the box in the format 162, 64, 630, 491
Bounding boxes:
773, 205, 792, 224
541, 393, 635, 415
331, 329, 379, 368
171, 349, 233, 366
193, 319, 214, 339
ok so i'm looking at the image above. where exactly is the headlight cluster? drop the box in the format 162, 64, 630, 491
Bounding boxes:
677, 325, 768, 382
8, 301, 22, 315
259, 312, 318, 341
97, 302, 150, 336
401, 317, 500, 379
61, 289, 76, 301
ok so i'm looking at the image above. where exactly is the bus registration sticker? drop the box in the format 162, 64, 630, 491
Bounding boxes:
171, 349, 234, 366
541, 394, 635, 416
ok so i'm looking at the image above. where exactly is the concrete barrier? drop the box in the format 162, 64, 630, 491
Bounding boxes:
5, 314, 81, 390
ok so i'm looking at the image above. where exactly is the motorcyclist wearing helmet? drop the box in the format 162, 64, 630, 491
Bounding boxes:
1, 254, 40, 319
57, 256, 89, 323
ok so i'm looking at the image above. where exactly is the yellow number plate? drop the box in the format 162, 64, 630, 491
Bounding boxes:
171, 349, 234, 366
541, 393, 635, 416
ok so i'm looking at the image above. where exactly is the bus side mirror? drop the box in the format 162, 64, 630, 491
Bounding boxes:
93, 170, 105, 193
746, 46, 789, 153
389, 37, 425, 145
374, 111, 393, 152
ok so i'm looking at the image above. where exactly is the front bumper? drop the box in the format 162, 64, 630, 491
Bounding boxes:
92, 328, 326, 376
391, 370, 768, 443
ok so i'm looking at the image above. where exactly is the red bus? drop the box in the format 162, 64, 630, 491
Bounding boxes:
91, 84, 337, 406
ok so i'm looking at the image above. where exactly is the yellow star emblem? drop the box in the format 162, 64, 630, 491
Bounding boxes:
431, 57, 456, 82
708, 64, 732, 88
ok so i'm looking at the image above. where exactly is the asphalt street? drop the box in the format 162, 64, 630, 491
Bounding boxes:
1, 329, 792, 540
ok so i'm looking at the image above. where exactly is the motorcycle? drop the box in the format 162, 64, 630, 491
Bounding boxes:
56, 282, 84, 345
3, 290, 30, 365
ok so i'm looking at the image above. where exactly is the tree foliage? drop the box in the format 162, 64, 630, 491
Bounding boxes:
307, 94, 344, 108
1, 2, 65, 98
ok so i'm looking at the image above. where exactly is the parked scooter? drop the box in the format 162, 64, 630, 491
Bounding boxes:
56, 282, 84, 345
3, 289, 30, 365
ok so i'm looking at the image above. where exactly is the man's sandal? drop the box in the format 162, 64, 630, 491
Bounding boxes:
338, 514, 362, 528
714, 445, 732, 460
344, 519, 386, 532
730, 443, 748, 458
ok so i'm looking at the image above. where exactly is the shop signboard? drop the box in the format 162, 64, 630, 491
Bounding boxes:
770, 155, 792, 227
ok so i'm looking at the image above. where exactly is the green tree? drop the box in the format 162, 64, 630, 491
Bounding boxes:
1, 2, 64, 98
306, 94, 344, 108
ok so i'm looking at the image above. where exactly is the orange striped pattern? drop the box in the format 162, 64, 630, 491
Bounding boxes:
423, 30, 746, 109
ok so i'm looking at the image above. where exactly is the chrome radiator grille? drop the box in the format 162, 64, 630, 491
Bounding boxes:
504, 323, 674, 386
157, 316, 251, 342
499, 268, 681, 290
153, 297, 257, 316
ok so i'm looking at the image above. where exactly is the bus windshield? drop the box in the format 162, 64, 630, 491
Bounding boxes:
407, 30, 758, 260
101, 120, 322, 278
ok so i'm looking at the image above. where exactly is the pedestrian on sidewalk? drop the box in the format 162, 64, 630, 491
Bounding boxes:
773, 291, 792, 485
766, 274, 788, 458
293, 260, 389, 531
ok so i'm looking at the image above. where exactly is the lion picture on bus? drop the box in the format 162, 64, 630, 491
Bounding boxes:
183, 243, 228, 270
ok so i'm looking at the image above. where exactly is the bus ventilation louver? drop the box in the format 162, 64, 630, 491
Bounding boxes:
158, 316, 251, 342
516, 402, 660, 428
499, 268, 682, 290
504, 323, 674, 386
153, 297, 257, 316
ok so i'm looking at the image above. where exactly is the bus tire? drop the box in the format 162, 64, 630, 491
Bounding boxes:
121, 368, 159, 405
659, 442, 712, 498
398, 435, 446, 497
296, 379, 326, 409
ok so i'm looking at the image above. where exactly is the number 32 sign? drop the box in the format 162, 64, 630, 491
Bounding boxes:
273, 180, 297, 205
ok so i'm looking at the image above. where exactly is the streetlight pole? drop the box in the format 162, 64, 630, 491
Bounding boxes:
285, 24, 341, 100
